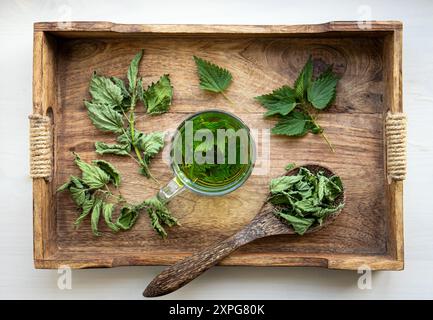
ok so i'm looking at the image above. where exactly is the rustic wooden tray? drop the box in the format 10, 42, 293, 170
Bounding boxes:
31, 21, 404, 270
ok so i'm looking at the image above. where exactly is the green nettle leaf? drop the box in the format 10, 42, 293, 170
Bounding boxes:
74, 154, 110, 189
57, 175, 88, 202
148, 210, 168, 238
136, 78, 144, 102
270, 175, 304, 193
255, 86, 297, 117
95, 141, 131, 156
257, 56, 338, 152
285, 163, 296, 171
143, 74, 173, 115
111, 76, 130, 98
61, 50, 176, 237
69, 186, 87, 206
144, 196, 178, 238
193, 56, 232, 93
90, 198, 103, 236
195, 138, 214, 153
86, 50, 168, 182
269, 166, 344, 235
85, 101, 124, 134
57, 178, 73, 192
330, 175, 343, 190
109, 77, 132, 112
324, 176, 343, 202
294, 198, 319, 213
136, 131, 165, 160
271, 111, 312, 136
127, 50, 143, 93
74, 196, 95, 227
92, 159, 121, 188
294, 55, 313, 99
116, 132, 132, 145
313, 203, 344, 220
275, 212, 314, 235
89, 73, 123, 107
317, 174, 328, 202
307, 71, 338, 109
102, 202, 119, 232
116, 206, 140, 230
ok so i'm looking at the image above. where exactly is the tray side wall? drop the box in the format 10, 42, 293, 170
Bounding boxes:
32, 31, 58, 264
383, 29, 404, 269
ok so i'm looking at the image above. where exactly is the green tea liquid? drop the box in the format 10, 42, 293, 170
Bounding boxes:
174, 111, 253, 188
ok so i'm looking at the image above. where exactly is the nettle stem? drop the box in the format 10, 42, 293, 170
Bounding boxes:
320, 131, 335, 153
220, 91, 236, 108
127, 92, 159, 183
95, 187, 123, 203
301, 104, 335, 153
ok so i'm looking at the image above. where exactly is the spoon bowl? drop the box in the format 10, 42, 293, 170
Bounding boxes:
143, 164, 345, 297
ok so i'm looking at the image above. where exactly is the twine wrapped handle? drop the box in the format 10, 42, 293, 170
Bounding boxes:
386, 112, 407, 181
29, 114, 52, 180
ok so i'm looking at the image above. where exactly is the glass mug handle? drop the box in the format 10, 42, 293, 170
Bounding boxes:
157, 176, 185, 203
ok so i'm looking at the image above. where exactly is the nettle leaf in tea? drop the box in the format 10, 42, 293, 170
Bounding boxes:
268, 166, 344, 235
256, 56, 340, 152
172, 111, 254, 190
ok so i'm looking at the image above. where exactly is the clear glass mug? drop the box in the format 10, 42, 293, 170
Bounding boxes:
158, 110, 256, 202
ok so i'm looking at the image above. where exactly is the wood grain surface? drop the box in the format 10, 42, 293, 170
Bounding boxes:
143, 165, 345, 297
32, 22, 403, 270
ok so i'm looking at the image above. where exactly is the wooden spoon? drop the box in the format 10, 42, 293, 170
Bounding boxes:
143, 164, 345, 297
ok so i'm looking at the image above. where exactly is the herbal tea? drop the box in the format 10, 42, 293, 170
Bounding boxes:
171, 111, 254, 192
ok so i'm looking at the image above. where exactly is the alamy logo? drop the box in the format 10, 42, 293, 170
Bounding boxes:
172, 120, 253, 165
357, 264, 372, 290
57, 265, 72, 290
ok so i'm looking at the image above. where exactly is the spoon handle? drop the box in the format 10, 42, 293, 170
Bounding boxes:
143, 218, 266, 297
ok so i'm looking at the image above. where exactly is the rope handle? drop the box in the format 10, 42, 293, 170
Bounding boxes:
385, 112, 407, 181
29, 114, 52, 180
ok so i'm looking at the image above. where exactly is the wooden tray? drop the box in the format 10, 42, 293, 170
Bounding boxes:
31, 21, 404, 270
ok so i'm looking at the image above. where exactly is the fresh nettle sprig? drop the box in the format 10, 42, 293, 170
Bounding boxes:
193, 56, 235, 105
58, 153, 178, 237
255, 56, 339, 152
85, 50, 173, 180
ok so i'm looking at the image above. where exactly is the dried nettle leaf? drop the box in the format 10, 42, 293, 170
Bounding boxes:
95, 141, 131, 156
58, 152, 178, 238
144, 196, 178, 238
74, 153, 110, 189
102, 202, 119, 232
115, 205, 141, 231
268, 166, 344, 235
92, 159, 122, 188
58, 154, 125, 236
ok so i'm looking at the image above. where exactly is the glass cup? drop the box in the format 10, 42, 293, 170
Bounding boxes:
158, 110, 256, 202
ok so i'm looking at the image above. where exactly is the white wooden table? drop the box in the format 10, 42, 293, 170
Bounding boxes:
0, 0, 432, 299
